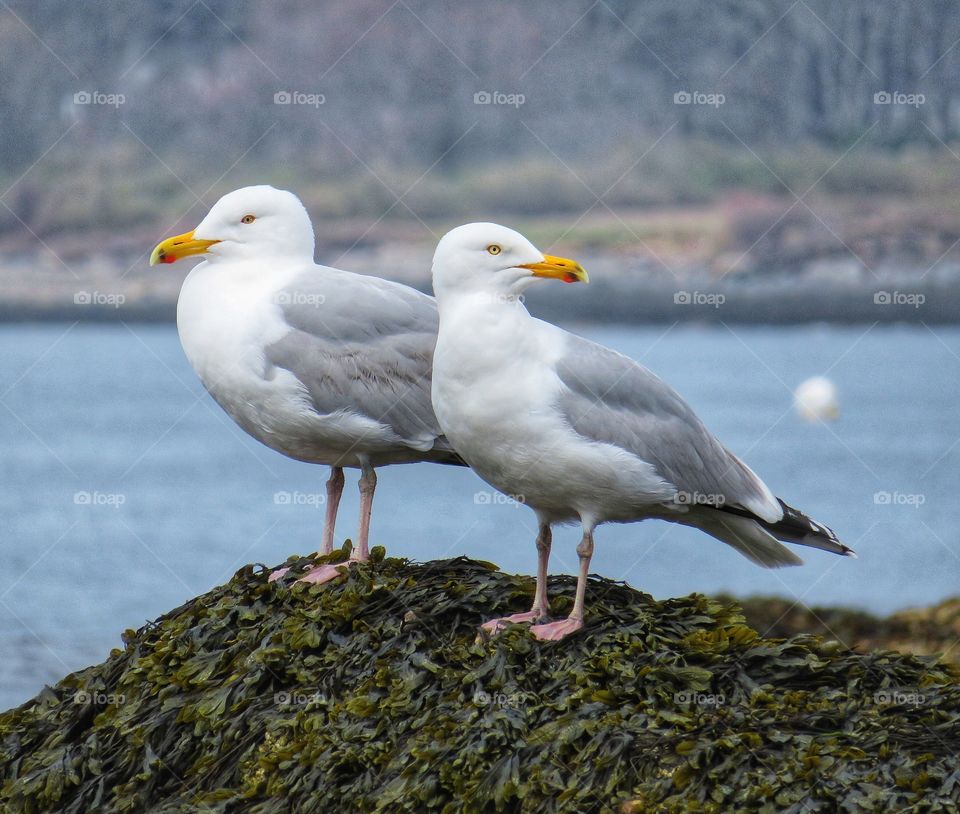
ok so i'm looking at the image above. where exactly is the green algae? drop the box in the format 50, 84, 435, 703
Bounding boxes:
732, 595, 960, 666
1, 546, 958, 813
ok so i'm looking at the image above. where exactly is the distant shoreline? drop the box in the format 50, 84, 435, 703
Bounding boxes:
4, 200, 960, 326
3, 278, 959, 325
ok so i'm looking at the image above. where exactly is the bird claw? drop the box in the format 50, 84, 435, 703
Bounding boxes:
267, 560, 353, 585
479, 610, 545, 636
530, 617, 583, 641
297, 562, 352, 584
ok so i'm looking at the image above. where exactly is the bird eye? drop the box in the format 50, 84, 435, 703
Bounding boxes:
240, 214, 256, 224
486, 244, 502, 255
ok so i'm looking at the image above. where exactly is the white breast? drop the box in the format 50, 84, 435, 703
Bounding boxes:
177, 260, 434, 468
432, 298, 672, 522
177, 261, 332, 461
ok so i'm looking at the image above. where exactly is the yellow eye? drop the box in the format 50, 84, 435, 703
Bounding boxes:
486, 244, 502, 255
241, 214, 256, 224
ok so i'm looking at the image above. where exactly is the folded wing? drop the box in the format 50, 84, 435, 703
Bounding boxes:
266, 269, 461, 461
555, 333, 782, 522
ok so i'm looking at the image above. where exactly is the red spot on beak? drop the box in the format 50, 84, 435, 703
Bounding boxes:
563, 272, 578, 283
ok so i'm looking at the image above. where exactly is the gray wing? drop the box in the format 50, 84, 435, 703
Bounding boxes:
555, 332, 781, 522
265, 267, 451, 454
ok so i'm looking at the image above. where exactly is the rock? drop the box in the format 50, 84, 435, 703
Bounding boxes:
735, 594, 960, 666
1, 550, 958, 812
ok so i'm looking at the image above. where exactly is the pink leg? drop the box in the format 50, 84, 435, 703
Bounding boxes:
320, 466, 345, 556
532, 521, 552, 613
531, 523, 594, 641
291, 462, 376, 585
480, 520, 552, 634
268, 466, 346, 583
352, 461, 376, 563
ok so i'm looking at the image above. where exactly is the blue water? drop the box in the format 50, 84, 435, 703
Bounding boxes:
1, 322, 958, 710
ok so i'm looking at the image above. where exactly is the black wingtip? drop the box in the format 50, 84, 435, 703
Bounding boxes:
717, 499, 852, 558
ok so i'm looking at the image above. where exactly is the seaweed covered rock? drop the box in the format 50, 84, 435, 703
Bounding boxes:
733, 595, 960, 666
1, 550, 959, 813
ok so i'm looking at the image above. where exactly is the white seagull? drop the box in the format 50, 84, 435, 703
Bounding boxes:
150, 186, 464, 582
430, 223, 854, 640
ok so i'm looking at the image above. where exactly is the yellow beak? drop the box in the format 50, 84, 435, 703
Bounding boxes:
149, 230, 220, 266
519, 254, 589, 284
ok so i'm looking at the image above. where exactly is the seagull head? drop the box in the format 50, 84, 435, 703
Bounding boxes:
150, 185, 315, 266
432, 222, 588, 302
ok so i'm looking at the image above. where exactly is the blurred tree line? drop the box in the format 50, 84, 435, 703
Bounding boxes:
1, 0, 958, 235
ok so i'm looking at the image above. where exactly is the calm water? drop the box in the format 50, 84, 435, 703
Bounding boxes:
1, 321, 958, 710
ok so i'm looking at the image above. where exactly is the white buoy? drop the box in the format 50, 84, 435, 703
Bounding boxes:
794, 376, 839, 422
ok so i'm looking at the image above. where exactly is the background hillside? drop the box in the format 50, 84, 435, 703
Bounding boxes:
2, 0, 960, 319
1, 1, 959, 230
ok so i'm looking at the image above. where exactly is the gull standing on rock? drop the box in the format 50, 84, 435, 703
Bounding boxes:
150, 186, 463, 582
429, 223, 854, 640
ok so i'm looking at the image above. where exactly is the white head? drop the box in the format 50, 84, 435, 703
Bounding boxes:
150, 185, 314, 266
431, 222, 588, 302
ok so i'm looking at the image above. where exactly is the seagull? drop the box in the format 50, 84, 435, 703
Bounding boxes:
150, 186, 464, 582
430, 223, 854, 640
